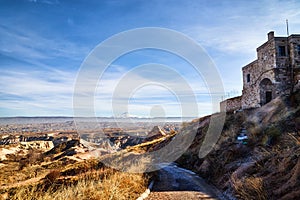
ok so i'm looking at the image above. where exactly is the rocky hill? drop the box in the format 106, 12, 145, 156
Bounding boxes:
175, 89, 300, 200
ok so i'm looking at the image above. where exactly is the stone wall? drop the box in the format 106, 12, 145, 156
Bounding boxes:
289, 35, 300, 84
220, 96, 242, 112
242, 60, 260, 108
242, 65, 276, 109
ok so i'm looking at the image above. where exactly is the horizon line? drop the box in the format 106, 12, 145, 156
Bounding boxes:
0, 116, 199, 119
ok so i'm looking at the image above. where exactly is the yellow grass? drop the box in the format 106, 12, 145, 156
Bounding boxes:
231, 174, 267, 200
3, 170, 146, 200
0, 150, 149, 200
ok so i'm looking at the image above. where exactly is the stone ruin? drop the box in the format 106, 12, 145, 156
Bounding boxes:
221, 31, 300, 112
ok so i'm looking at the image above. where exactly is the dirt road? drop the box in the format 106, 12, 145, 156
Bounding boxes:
147, 163, 227, 200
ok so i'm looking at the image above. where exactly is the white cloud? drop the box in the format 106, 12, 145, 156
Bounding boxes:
92, 65, 216, 117
0, 68, 75, 115
182, 0, 300, 55
0, 24, 90, 65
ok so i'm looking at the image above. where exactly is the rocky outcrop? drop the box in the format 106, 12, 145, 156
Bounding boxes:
0, 134, 54, 145
0, 132, 77, 147
144, 126, 167, 142
20, 141, 54, 150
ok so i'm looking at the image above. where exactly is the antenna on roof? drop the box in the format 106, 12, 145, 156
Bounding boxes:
286, 19, 289, 36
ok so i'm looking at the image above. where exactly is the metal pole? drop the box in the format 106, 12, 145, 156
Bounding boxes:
286, 19, 289, 36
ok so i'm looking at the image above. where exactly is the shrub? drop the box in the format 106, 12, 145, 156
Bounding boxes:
26, 149, 44, 165
264, 126, 281, 145
45, 170, 61, 184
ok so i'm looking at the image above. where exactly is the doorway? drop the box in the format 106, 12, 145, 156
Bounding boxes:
266, 91, 272, 104
259, 78, 273, 106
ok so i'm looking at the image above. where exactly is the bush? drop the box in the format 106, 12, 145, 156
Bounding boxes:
264, 126, 281, 145
45, 170, 61, 184
27, 149, 44, 164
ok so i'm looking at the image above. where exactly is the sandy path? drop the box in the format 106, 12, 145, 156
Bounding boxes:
147, 163, 226, 200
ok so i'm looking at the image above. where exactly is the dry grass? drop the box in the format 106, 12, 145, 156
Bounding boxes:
0, 147, 149, 200
2, 169, 147, 200
231, 175, 267, 200
175, 90, 300, 199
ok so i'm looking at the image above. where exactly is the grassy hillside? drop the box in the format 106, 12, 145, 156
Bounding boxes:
0, 140, 149, 200
176, 89, 300, 200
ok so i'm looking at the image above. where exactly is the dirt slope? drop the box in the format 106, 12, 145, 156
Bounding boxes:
176, 89, 300, 200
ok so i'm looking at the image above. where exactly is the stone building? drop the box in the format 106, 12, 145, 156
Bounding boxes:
221, 31, 300, 112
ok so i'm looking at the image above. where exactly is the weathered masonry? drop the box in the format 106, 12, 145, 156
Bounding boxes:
221, 31, 300, 112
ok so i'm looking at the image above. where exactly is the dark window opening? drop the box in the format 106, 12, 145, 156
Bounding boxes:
266, 91, 272, 104
297, 45, 300, 56
247, 74, 250, 82
278, 46, 286, 56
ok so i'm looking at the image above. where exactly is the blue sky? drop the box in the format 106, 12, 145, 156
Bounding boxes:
1, 0, 300, 117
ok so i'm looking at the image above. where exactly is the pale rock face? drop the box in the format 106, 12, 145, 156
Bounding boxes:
0, 141, 54, 161
19, 141, 54, 150
0, 147, 19, 160
147, 126, 166, 137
